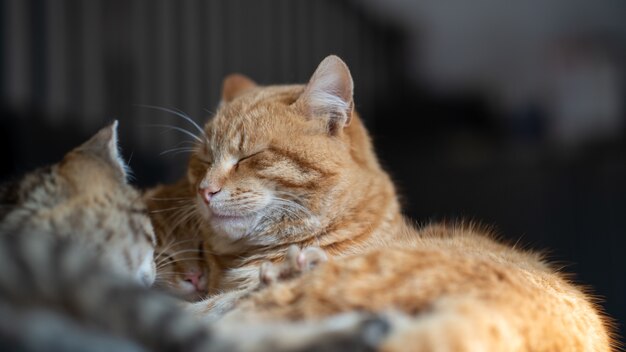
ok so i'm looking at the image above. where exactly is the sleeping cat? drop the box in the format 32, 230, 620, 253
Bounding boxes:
144, 178, 210, 301
158, 55, 614, 350
0, 121, 156, 286
166, 56, 423, 310
0, 121, 390, 352
148, 55, 402, 304
0, 122, 200, 351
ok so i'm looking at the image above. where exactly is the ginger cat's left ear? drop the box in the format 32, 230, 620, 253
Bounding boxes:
221, 74, 257, 103
296, 55, 354, 135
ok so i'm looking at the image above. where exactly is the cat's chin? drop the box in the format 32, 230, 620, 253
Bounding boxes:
208, 213, 256, 242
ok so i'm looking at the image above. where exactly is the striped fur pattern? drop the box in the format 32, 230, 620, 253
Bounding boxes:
0, 122, 194, 351
0, 122, 156, 286
180, 55, 402, 297
220, 222, 618, 351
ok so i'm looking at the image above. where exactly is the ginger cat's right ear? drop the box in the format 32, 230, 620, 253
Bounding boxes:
221, 74, 257, 103
296, 55, 354, 135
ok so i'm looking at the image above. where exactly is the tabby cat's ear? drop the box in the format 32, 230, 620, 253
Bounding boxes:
296, 55, 354, 135
75, 120, 128, 182
221, 74, 257, 103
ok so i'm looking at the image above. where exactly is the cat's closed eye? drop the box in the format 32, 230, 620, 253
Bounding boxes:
197, 156, 212, 166
237, 150, 265, 165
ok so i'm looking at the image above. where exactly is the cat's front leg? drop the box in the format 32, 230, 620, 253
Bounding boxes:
259, 245, 328, 286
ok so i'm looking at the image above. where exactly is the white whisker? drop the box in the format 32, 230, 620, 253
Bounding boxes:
149, 205, 194, 214
160, 147, 198, 156
148, 124, 202, 142
148, 196, 191, 201
156, 257, 205, 270
154, 237, 199, 263
134, 104, 207, 138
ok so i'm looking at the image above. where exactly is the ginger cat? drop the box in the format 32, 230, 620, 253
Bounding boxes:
148, 55, 401, 301
151, 55, 615, 350
189, 56, 402, 292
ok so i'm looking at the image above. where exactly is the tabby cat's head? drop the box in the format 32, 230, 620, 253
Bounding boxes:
0, 122, 157, 286
188, 55, 379, 251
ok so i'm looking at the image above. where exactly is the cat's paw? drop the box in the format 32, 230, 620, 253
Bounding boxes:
259, 245, 328, 286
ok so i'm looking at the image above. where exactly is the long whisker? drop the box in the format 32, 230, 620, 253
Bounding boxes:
147, 124, 202, 142
270, 203, 305, 221
160, 248, 204, 259
134, 104, 207, 137
154, 237, 200, 263
155, 249, 210, 268
148, 197, 191, 201
172, 200, 204, 227
154, 238, 203, 265
157, 271, 198, 276
169, 207, 201, 232
160, 147, 198, 156
271, 196, 314, 219
156, 257, 205, 270
149, 205, 194, 214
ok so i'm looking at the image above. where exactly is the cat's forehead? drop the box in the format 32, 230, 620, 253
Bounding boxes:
205, 86, 304, 155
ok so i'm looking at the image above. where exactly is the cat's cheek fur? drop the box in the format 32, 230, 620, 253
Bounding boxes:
194, 187, 272, 243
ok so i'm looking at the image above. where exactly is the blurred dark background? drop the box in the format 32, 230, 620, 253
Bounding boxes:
1, 0, 625, 338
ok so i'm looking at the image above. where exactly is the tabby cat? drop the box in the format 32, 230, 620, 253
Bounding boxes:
0, 121, 156, 286
0, 121, 389, 352
158, 55, 615, 350
0, 122, 204, 351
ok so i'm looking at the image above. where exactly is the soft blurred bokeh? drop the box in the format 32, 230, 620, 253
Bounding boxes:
2, 0, 625, 337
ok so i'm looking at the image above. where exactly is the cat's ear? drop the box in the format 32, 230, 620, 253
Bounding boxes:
221, 74, 257, 103
74, 120, 128, 182
296, 55, 354, 135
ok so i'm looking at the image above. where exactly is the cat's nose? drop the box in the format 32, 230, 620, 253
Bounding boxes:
199, 187, 221, 204
183, 270, 204, 290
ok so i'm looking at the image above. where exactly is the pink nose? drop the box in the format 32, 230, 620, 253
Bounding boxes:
183, 270, 204, 291
199, 187, 221, 204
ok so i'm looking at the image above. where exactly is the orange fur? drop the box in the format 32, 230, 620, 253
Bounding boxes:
145, 178, 211, 301
183, 56, 402, 294
152, 56, 616, 350
222, 222, 617, 351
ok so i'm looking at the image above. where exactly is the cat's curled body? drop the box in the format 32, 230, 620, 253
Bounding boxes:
160, 55, 615, 350
224, 222, 615, 351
